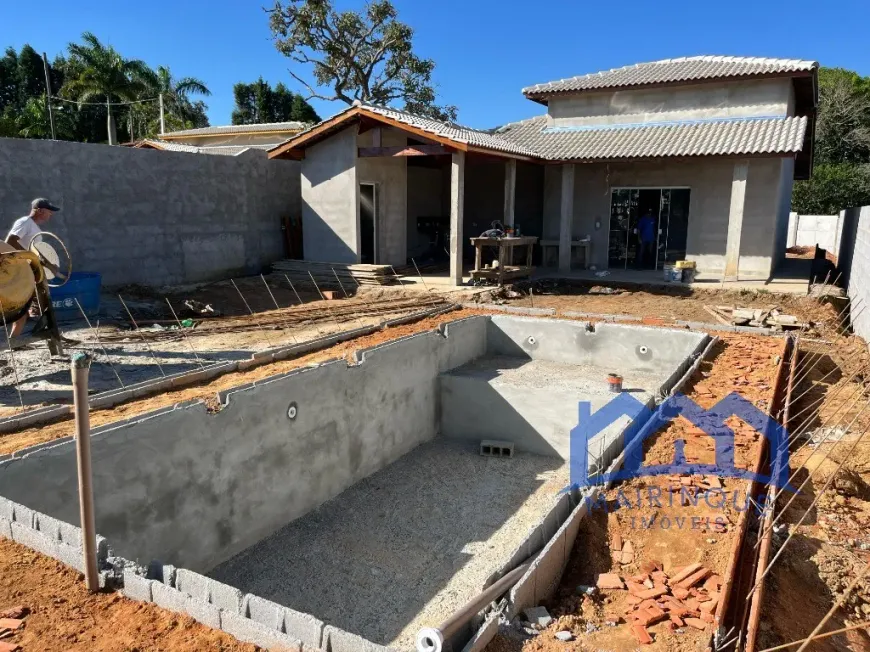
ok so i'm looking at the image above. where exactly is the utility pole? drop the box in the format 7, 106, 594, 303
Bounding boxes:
42, 53, 56, 140
159, 93, 165, 136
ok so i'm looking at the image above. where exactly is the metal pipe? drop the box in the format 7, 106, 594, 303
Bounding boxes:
416, 561, 531, 652
72, 352, 99, 592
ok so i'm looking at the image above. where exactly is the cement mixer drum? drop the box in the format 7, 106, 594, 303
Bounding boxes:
0, 249, 44, 322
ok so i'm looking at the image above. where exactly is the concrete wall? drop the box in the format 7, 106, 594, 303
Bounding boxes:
301, 126, 359, 263
787, 211, 843, 253
547, 78, 793, 127
844, 206, 870, 341
0, 317, 487, 572
357, 127, 408, 266
555, 157, 791, 277
0, 137, 299, 286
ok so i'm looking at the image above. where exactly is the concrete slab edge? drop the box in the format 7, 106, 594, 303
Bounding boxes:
462, 303, 556, 316
674, 320, 784, 337
461, 612, 500, 652
561, 310, 642, 322
0, 304, 461, 436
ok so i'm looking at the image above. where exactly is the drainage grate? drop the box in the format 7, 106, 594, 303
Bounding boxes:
479, 439, 515, 458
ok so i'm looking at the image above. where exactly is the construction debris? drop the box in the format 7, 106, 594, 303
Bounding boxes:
271, 260, 396, 286
596, 563, 723, 645
704, 305, 810, 331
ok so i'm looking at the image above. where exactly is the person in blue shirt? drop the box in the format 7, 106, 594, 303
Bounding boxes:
636, 209, 657, 268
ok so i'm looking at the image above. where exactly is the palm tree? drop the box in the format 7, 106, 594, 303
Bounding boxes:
154, 65, 210, 129
62, 32, 154, 145
17, 97, 75, 139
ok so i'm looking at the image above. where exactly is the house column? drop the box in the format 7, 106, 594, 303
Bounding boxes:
449, 151, 466, 285
724, 160, 749, 280
559, 163, 575, 272
503, 158, 517, 227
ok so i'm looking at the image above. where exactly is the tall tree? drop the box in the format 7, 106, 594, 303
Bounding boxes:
151, 65, 211, 129
62, 32, 154, 144
231, 77, 320, 124
268, 0, 457, 121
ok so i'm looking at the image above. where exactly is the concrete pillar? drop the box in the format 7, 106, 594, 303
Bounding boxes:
503, 158, 517, 227
449, 151, 466, 285
724, 161, 749, 280
787, 211, 799, 249
559, 163, 575, 272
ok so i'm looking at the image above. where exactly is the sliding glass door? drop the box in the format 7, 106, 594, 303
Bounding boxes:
608, 187, 690, 270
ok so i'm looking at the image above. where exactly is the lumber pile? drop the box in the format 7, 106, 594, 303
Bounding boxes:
704, 305, 808, 331
595, 560, 723, 644
271, 260, 395, 286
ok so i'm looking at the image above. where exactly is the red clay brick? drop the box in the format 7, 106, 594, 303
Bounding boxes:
611, 532, 623, 551
669, 563, 703, 585
626, 581, 647, 596
700, 611, 715, 623
677, 567, 712, 589
632, 623, 654, 644
685, 617, 707, 630
669, 613, 685, 628
0, 619, 22, 632
626, 595, 643, 605
672, 586, 690, 599
596, 573, 625, 590
636, 586, 668, 600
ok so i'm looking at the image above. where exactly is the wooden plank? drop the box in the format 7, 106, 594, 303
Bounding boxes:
358, 145, 453, 157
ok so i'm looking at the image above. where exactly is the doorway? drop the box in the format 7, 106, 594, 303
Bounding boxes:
607, 188, 690, 270
360, 183, 377, 264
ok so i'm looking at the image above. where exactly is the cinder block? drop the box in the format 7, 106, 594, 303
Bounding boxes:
152, 580, 221, 629
122, 569, 155, 603
184, 594, 222, 629
243, 594, 323, 649
323, 625, 397, 652
52, 541, 86, 573
10, 501, 33, 527
0, 497, 13, 522
10, 521, 57, 558
152, 580, 187, 613
220, 610, 302, 651
508, 564, 537, 619
0, 517, 11, 540
176, 568, 243, 613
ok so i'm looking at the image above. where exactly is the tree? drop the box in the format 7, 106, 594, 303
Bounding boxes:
792, 163, 870, 214
152, 65, 211, 126
17, 97, 75, 140
231, 77, 320, 124
793, 67, 870, 213
268, 0, 457, 121
62, 32, 154, 145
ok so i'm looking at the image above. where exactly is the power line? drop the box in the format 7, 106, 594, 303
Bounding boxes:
49, 95, 160, 107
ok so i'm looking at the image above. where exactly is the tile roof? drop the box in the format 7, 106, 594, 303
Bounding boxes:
523, 56, 818, 98
162, 121, 309, 138
137, 139, 275, 156
495, 115, 808, 161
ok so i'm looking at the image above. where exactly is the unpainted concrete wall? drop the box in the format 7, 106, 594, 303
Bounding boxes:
0, 317, 488, 572
547, 78, 793, 127
357, 127, 408, 266
544, 158, 791, 277
787, 211, 843, 253
301, 126, 359, 263
844, 206, 870, 341
0, 137, 299, 286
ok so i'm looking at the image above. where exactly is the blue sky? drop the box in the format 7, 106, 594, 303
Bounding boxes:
2, 0, 868, 129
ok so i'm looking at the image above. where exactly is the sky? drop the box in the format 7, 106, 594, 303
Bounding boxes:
2, 0, 869, 130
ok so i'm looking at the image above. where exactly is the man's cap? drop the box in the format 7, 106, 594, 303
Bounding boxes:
31, 198, 60, 212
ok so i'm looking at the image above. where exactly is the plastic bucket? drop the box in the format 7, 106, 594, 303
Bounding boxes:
663, 264, 676, 281
49, 272, 102, 321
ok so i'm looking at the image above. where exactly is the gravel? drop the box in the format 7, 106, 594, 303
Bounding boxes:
209, 439, 568, 650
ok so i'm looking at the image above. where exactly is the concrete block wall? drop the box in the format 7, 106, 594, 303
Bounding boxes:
787, 212, 844, 253
0, 137, 299, 287
846, 206, 870, 342
0, 316, 488, 573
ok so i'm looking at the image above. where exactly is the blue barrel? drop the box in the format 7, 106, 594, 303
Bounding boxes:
49, 272, 102, 321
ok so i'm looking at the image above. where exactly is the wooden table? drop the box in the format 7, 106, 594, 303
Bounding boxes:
469, 236, 538, 284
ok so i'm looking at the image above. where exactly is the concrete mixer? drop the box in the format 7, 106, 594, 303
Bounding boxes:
0, 232, 70, 356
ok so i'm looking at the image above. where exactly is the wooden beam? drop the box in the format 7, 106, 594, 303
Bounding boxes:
358, 144, 453, 157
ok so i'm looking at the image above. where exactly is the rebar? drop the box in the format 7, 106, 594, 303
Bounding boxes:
260, 274, 298, 345
230, 279, 276, 348
164, 298, 206, 369
117, 294, 166, 377
75, 298, 125, 388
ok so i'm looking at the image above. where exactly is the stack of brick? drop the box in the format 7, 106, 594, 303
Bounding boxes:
596, 562, 722, 645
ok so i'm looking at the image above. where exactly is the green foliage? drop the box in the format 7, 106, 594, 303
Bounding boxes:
0, 36, 211, 144
792, 163, 870, 214
231, 77, 320, 124
268, 0, 456, 121
793, 66, 870, 213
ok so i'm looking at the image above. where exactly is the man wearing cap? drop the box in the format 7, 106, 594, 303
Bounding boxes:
4, 198, 60, 337
6, 198, 59, 252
